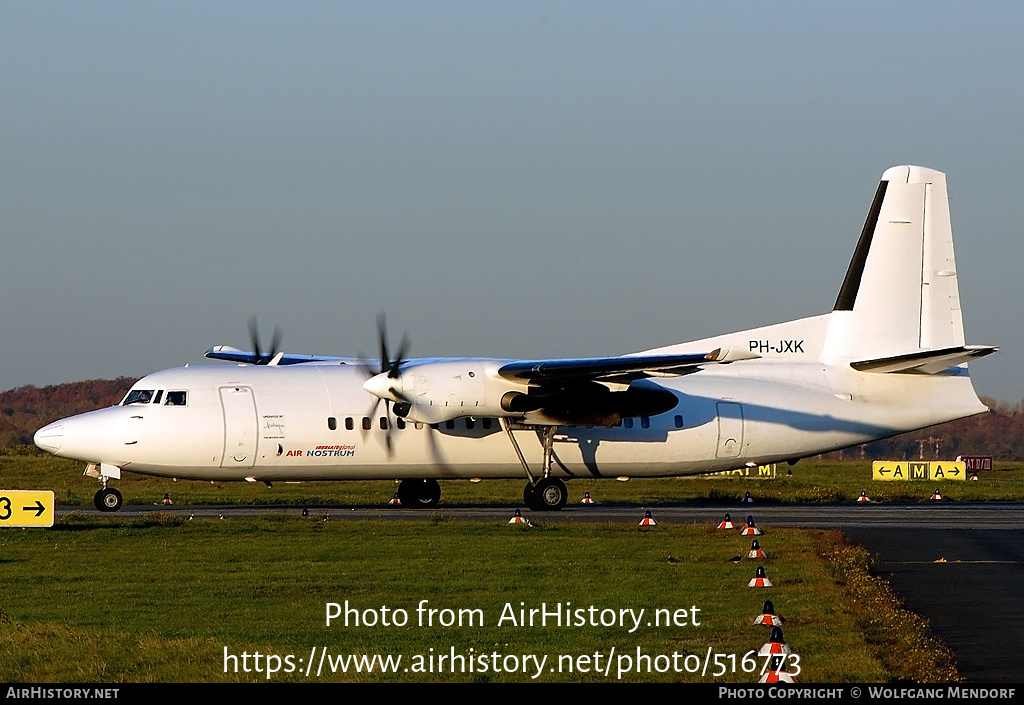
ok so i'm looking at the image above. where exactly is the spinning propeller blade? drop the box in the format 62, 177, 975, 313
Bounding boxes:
360, 314, 412, 458
247, 318, 282, 365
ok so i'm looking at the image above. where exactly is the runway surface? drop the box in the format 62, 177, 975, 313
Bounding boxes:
60, 501, 1024, 682
844, 527, 1024, 683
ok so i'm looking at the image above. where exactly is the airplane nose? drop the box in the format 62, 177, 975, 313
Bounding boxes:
34, 422, 63, 454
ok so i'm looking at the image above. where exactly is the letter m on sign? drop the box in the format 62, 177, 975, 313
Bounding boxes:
910, 462, 928, 480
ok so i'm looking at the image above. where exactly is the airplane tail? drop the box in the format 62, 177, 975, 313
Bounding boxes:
822, 165, 994, 368
653, 165, 995, 373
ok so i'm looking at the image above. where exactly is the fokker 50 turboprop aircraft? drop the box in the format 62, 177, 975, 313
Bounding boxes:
35, 166, 996, 512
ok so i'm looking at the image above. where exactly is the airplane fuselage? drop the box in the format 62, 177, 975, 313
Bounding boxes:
35, 354, 983, 484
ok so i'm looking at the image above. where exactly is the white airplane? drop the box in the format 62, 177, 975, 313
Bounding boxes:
35, 165, 996, 513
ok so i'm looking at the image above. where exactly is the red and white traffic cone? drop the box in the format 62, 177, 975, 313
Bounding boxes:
748, 565, 773, 588
753, 599, 783, 626
741, 515, 764, 536
758, 626, 793, 656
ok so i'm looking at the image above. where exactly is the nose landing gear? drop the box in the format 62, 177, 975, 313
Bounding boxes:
86, 464, 124, 512
94, 487, 123, 512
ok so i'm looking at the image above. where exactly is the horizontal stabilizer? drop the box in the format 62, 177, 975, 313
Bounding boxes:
850, 345, 997, 374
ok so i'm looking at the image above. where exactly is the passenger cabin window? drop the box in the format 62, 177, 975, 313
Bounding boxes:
165, 391, 187, 406
345, 417, 354, 431
123, 390, 155, 405
327, 417, 337, 430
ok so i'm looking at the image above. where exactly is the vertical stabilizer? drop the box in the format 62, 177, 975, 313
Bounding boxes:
825, 166, 965, 361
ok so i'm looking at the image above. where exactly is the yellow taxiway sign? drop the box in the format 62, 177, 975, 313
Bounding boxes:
872, 461, 966, 482
0, 490, 55, 527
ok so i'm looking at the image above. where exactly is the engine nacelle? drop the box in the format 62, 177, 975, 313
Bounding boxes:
363, 359, 529, 425
363, 359, 680, 426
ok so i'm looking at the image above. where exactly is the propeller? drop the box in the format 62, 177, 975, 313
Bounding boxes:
358, 315, 452, 468
377, 313, 410, 380
423, 419, 450, 471
247, 317, 283, 365
359, 314, 412, 457
357, 315, 409, 380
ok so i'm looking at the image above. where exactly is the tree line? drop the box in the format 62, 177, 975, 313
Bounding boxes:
0, 378, 137, 448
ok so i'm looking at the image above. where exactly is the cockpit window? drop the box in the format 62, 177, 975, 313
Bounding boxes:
123, 390, 155, 405
165, 391, 188, 406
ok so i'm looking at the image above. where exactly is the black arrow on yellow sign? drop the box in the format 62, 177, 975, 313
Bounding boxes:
23, 500, 45, 517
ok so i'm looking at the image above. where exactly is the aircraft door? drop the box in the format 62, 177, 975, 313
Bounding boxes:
219, 386, 258, 468
715, 402, 745, 459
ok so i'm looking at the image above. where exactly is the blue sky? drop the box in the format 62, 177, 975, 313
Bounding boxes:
2, 2, 1021, 400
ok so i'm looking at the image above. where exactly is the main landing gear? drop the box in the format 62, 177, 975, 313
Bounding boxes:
523, 476, 568, 511
396, 478, 441, 508
94, 487, 123, 512
501, 419, 569, 512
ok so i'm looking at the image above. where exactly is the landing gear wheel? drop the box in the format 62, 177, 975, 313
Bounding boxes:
397, 479, 441, 508
525, 477, 567, 512
94, 487, 123, 512
523, 482, 537, 510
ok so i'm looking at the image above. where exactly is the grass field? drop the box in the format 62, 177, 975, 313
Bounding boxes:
0, 453, 1014, 683
0, 516, 953, 683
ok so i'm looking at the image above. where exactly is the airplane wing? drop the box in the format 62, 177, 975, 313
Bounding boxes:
204, 346, 351, 366
497, 346, 759, 383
